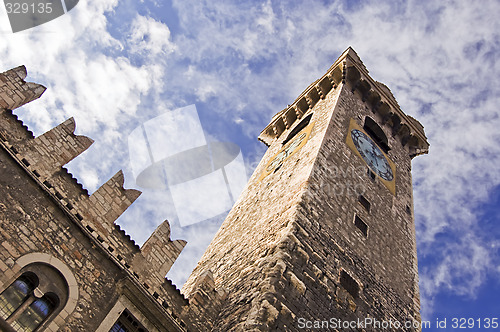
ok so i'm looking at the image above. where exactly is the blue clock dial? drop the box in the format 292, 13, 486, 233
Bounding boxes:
350, 129, 393, 181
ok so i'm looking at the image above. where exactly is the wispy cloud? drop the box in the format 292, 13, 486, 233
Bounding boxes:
1, 0, 499, 322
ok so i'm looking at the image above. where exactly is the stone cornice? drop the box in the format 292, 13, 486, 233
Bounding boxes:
259, 47, 429, 158
342, 48, 429, 157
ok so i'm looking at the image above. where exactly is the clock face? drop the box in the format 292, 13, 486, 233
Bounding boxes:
350, 129, 394, 181
266, 132, 307, 173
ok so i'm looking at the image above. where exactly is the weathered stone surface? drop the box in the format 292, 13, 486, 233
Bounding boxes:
183, 48, 427, 331
0, 48, 427, 332
0, 67, 193, 331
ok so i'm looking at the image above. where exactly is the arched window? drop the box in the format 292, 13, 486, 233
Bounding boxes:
0, 265, 67, 332
363, 117, 390, 153
0, 273, 38, 320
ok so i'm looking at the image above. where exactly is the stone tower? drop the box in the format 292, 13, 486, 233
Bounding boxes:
183, 48, 429, 331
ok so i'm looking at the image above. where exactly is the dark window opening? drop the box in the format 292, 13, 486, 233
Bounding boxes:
282, 113, 313, 145
109, 310, 147, 332
0, 273, 38, 320
354, 215, 368, 237
358, 195, 371, 212
406, 205, 412, 215
11, 293, 59, 331
0, 269, 62, 332
364, 117, 390, 153
340, 270, 359, 298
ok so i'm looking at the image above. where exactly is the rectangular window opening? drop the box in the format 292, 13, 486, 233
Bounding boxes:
109, 310, 148, 332
340, 270, 359, 299
354, 215, 368, 237
358, 195, 371, 212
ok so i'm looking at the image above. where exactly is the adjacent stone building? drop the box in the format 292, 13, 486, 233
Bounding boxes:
0, 48, 428, 331
0, 66, 193, 331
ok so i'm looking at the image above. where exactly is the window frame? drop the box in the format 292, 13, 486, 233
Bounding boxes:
358, 195, 371, 213
0, 255, 75, 332
354, 214, 368, 237
0, 272, 60, 332
0, 273, 38, 321
109, 309, 148, 332
282, 113, 313, 145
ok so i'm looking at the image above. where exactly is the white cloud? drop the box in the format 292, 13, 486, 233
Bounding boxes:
166, 0, 500, 317
0, 0, 178, 192
77, 165, 100, 192
127, 14, 176, 57
2, 0, 500, 321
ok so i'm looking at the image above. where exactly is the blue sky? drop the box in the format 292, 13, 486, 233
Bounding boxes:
1, 0, 499, 330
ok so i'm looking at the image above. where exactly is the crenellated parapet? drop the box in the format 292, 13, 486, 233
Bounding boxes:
0, 108, 35, 146
20, 117, 94, 178
75, 170, 143, 262
132, 221, 187, 288
0, 65, 46, 110
0, 66, 45, 146
0, 65, 192, 329
0, 115, 142, 262
84, 170, 141, 231
341, 49, 429, 158
258, 56, 343, 146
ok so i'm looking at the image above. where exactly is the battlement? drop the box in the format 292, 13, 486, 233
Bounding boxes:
0, 65, 46, 110
0, 66, 195, 330
1, 48, 427, 331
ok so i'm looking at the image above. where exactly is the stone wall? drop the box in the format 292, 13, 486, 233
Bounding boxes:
0, 49, 426, 332
0, 66, 193, 331
182, 82, 344, 330
183, 49, 425, 331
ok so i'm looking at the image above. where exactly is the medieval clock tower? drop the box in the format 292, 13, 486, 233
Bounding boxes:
183, 48, 429, 331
